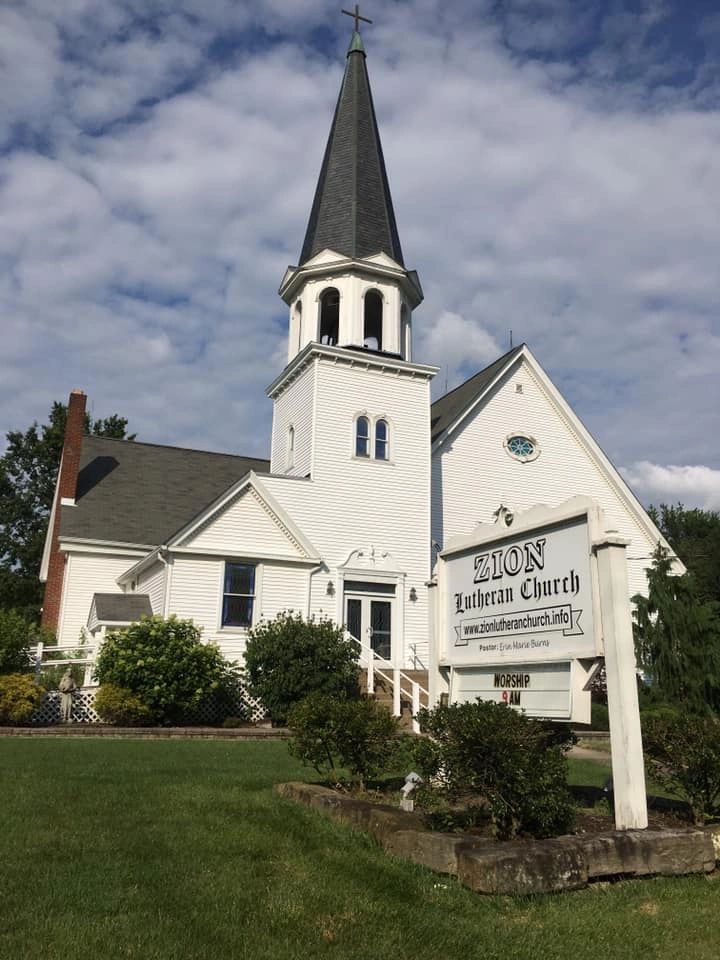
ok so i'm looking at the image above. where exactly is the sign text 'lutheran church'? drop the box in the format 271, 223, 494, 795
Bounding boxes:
448, 513, 597, 665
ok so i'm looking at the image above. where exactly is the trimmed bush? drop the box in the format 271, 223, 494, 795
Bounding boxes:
415, 699, 575, 840
643, 711, 720, 825
0, 673, 45, 724
244, 613, 359, 725
94, 616, 241, 724
288, 692, 400, 788
94, 684, 154, 726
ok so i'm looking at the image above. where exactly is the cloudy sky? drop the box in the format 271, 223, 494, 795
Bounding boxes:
1, 0, 719, 509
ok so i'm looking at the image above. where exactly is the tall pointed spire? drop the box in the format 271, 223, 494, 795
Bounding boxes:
299, 30, 405, 267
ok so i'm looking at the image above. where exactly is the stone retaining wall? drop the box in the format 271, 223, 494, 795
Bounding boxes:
275, 781, 719, 896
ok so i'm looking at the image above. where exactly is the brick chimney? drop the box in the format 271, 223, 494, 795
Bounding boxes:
41, 390, 87, 630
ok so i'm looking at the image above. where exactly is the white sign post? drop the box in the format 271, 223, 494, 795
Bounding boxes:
431, 496, 647, 831
593, 535, 648, 830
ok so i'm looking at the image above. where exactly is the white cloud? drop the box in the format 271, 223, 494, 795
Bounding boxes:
621, 462, 720, 510
0, 0, 717, 486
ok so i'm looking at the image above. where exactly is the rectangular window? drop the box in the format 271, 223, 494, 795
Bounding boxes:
222, 562, 255, 627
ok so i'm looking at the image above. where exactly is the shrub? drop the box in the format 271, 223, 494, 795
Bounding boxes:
414, 699, 575, 840
0, 673, 45, 725
244, 613, 359, 725
94, 684, 154, 726
0, 609, 42, 674
642, 711, 720, 825
590, 701, 609, 731
288, 692, 400, 788
94, 616, 241, 724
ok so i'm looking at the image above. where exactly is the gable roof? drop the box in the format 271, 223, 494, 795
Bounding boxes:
431, 345, 524, 444
298, 31, 404, 267
430, 343, 683, 568
60, 435, 269, 547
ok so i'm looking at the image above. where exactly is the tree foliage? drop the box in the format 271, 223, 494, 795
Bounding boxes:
244, 613, 360, 725
0, 401, 134, 618
633, 544, 720, 714
649, 503, 720, 605
94, 616, 240, 724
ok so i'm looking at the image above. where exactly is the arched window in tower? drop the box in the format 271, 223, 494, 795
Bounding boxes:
375, 418, 389, 460
400, 304, 410, 360
293, 300, 302, 354
287, 424, 295, 469
355, 416, 370, 457
319, 288, 340, 345
363, 290, 383, 351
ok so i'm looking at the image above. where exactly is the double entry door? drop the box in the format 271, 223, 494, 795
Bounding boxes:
344, 580, 395, 663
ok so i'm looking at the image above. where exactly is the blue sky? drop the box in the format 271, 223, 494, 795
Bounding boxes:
1, 0, 719, 508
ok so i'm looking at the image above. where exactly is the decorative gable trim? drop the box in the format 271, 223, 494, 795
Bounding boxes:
169, 471, 321, 562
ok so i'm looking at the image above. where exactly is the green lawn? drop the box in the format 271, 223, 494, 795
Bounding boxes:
1, 739, 718, 960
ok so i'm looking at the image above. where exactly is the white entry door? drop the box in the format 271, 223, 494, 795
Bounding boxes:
344, 580, 395, 663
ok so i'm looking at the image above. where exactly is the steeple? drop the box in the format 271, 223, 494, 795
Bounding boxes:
299, 29, 404, 267
278, 18, 423, 366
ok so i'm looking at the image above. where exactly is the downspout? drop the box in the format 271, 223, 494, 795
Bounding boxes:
158, 547, 172, 618
306, 562, 325, 618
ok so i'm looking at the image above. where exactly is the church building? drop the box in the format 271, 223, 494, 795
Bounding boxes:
40, 27, 675, 690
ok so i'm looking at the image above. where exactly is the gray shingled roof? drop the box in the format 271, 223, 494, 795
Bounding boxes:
431, 345, 524, 444
60, 435, 269, 547
91, 593, 152, 623
299, 31, 404, 267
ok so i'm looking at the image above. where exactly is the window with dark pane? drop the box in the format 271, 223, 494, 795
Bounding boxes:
319, 288, 340, 345
363, 290, 383, 350
356, 415, 370, 457
375, 418, 388, 460
222, 562, 256, 627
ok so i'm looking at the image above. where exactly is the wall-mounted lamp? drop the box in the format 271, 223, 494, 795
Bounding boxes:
326, 581, 335, 597
408, 586, 417, 602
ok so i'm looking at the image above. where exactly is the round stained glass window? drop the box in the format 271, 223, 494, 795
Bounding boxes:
504, 434, 539, 462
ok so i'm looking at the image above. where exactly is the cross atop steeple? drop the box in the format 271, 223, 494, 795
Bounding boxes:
341, 4, 372, 33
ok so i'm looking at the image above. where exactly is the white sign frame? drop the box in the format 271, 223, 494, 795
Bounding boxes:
427, 496, 647, 830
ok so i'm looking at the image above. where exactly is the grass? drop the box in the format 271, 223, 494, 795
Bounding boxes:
1, 739, 719, 960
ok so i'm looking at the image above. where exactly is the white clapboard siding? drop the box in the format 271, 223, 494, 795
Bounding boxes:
257, 562, 308, 621
270, 361, 315, 476
137, 560, 166, 615
180, 486, 306, 558
58, 552, 144, 645
167, 554, 308, 663
433, 356, 657, 599
264, 355, 434, 666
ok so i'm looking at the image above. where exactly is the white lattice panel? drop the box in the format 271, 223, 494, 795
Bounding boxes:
31, 688, 100, 725
30, 687, 266, 726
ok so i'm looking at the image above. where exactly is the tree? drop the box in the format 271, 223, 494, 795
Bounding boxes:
648, 503, 720, 606
633, 544, 720, 714
0, 401, 134, 619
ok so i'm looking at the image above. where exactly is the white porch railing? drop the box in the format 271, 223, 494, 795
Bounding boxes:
356, 637, 429, 734
30, 640, 100, 686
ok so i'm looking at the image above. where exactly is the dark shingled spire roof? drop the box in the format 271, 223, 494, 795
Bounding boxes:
299, 31, 404, 267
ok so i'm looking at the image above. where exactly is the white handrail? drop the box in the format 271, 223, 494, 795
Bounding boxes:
354, 636, 429, 734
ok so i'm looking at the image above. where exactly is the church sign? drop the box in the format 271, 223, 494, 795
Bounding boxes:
430, 497, 648, 830
445, 511, 598, 666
